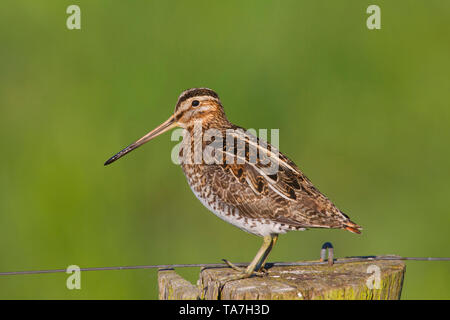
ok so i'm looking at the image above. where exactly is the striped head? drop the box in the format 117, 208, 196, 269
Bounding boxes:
174, 88, 227, 128
104, 88, 228, 165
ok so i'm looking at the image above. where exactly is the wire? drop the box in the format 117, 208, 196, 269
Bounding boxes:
0, 255, 448, 276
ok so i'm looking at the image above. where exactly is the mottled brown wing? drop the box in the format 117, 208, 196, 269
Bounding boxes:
218, 127, 315, 201
214, 127, 361, 232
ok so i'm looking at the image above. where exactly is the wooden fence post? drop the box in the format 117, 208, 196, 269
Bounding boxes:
158, 257, 406, 300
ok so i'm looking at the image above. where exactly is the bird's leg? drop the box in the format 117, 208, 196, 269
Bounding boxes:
219, 235, 274, 282
256, 234, 278, 273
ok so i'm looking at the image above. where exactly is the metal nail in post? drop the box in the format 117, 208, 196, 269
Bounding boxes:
320, 242, 334, 266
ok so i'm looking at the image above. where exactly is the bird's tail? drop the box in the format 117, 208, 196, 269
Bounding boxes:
344, 220, 362, 234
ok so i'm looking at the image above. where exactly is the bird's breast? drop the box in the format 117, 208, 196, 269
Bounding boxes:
180, 163, 295, 237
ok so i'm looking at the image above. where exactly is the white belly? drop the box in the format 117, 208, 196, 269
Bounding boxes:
186, 178, 293, 237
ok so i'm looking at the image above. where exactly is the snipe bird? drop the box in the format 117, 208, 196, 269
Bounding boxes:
104, 88, 362, 281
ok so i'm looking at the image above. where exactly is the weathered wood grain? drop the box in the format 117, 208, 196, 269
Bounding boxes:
158, 258, 406, 300
158, 269, 201, 300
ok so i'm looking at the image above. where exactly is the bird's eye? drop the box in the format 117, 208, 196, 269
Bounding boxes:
192, 100, 200, 107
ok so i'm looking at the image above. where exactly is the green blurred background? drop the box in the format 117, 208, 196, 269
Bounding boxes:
0, 1, 449, 299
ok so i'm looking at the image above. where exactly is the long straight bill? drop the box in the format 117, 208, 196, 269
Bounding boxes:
104, 115, 176, 165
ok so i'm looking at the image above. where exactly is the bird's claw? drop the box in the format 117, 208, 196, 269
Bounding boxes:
219, 259, 267, 290
222, 259, 266, 276
258, 267, 269, 274
222, 259, 245, 272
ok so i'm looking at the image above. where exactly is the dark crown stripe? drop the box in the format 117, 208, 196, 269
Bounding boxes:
177, 88, 219, 105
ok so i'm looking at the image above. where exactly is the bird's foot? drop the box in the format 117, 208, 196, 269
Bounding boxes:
222, 259, 265, 276
218, 261, 266, 289
218, 271, 252, 284
258, 267, 269, 274
222, 259, 245, 272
